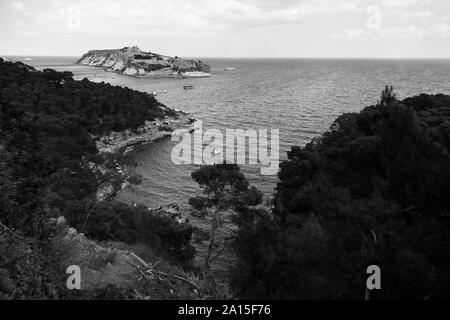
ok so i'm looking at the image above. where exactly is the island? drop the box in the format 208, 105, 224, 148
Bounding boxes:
77, 46, 211, 78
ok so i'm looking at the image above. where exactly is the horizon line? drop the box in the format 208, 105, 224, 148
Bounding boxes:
2, 54, 450, 60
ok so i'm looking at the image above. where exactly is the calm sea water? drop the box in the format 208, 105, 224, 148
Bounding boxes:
10, 56, 450, 210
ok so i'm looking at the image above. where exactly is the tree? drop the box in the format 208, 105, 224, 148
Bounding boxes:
379, 85, 396, 106
190, 163, 263, 270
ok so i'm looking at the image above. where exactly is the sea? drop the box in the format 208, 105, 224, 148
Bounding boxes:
7, 55, 450, 270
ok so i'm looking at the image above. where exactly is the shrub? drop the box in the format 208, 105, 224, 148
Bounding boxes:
66, 201, 195, 264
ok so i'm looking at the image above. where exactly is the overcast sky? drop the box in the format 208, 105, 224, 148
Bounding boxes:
1, 0, 450, 58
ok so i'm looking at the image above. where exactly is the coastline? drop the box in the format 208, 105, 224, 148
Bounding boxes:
93, 110, 196, 202
94, 112, 196, 154
88, 65, 212, 79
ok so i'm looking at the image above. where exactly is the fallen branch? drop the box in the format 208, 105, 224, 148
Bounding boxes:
128, 252, 201, 290
129, 252, 150, 268
209, 245, 228, 264
0, 222, 25, 241
133, 264, 151, 282
157, 271, 201, 290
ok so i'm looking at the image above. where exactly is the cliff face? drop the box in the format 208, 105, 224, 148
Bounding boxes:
77, 46, 211, 78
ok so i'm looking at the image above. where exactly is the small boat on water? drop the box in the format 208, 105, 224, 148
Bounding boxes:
224, 67, 236, 71
183, 85, 194, 90
213, 147, 222, 155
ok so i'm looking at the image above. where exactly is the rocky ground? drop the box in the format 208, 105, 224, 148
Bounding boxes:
50, 217, 230, 299
94, 113, 195, 154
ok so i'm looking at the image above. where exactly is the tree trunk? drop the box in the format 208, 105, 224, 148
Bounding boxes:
204, 209, 218, 270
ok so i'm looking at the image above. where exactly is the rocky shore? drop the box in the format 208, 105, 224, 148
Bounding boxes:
92, 110, 196, 203
94, 112, 196, 154
77, 46, 211, 79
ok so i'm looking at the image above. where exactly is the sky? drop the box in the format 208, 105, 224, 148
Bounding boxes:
1, 0, 450, 58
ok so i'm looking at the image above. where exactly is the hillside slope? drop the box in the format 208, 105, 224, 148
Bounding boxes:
0, 59, 198, 299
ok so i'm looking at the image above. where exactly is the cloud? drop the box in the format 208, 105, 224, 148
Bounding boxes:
39, 0, 360, 34
328, 0, 450, 41
11, 0, 27, 11
429, 23, 450, 38
9, 0, 33, 18
329, 26, 424, 40
330, 22, 450, 40
379, 0, 421, 8
2, 0, 450, 57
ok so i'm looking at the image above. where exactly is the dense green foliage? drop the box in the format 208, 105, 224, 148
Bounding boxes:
0, 59, 193, 299
0, 60, 175, 135
190, 164, 263, 213
0, 232, 64, 299
189, 164, 263, 269
67, 201, 195, 263
234, 88, 450, 299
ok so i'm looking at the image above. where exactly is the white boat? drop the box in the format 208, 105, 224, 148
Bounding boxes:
213, 147, 222, 155
224, 67, 236, 71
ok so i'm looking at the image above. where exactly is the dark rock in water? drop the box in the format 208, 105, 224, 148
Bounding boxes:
150, 204, 183, 221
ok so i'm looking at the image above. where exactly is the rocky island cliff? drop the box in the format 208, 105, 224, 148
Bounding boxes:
77, 46, 211, 78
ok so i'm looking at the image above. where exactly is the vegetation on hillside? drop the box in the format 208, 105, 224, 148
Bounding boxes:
0, 59, 193, 299
232, 87, 450, 299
